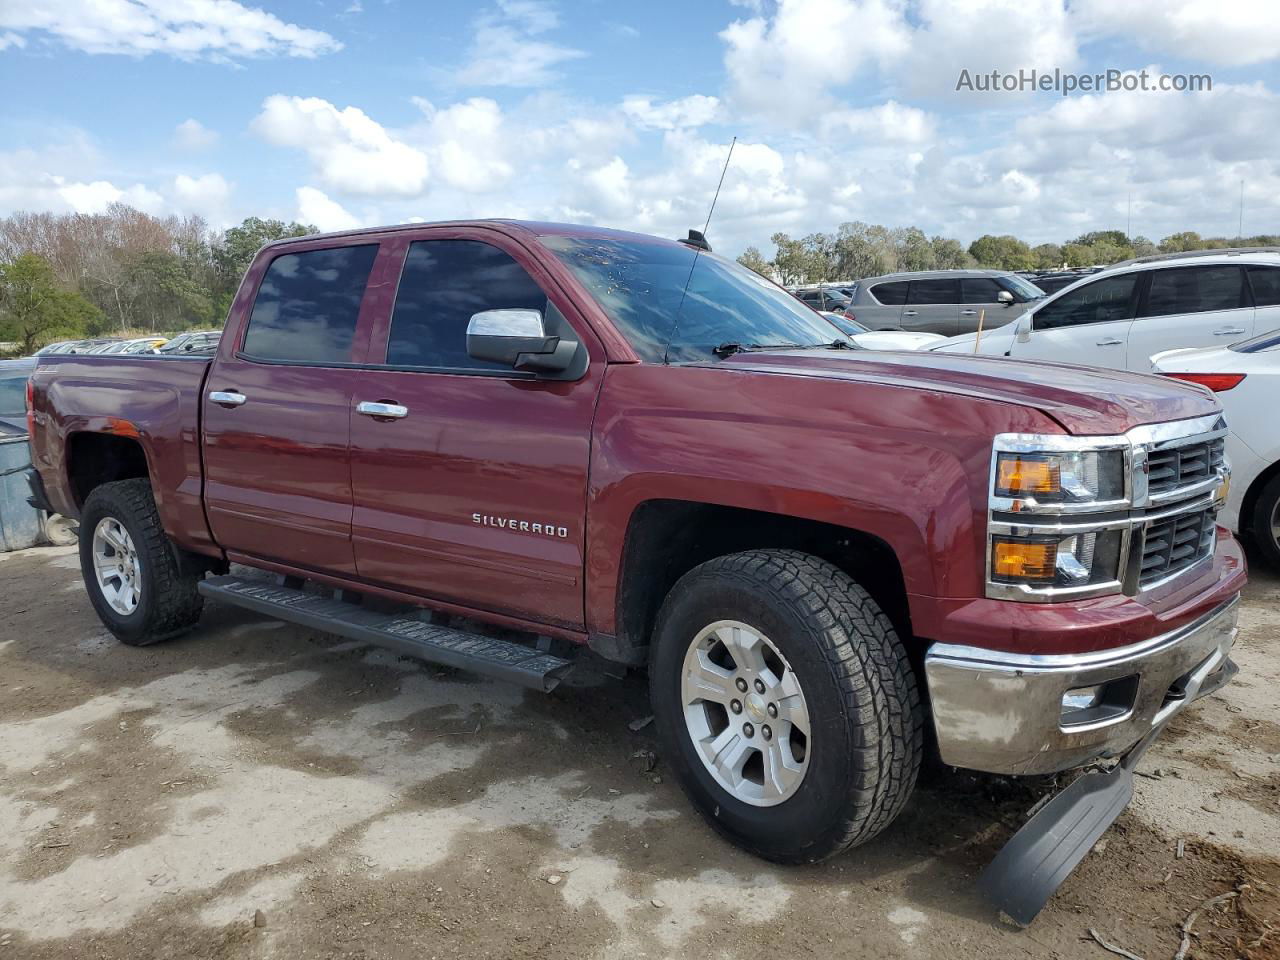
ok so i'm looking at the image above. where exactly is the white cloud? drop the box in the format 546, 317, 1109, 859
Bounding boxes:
416, 98, 514, 193
621, 95, 721, 130
171, 172, 232, 223
57, 180, 164, 215
0, 30, 25, 50
173, 118, 218, 151
0, 0, 340, 61
457, 0, 585, 87
1072, 0, 1280, 67
252, 95, 429, 197
296, 186, 361, 232
821, 101, 935, 144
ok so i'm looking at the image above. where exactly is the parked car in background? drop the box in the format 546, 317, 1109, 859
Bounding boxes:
159, 330, 222, 355
792, 284, 854, 315
0, 357, 33, 433
1151, 329, 1280, 568
821, 312, 945, 351
847, 269, 1045, 335
95, 337, 168, 355
931, 249, 1280, 370
33, 340, 79, 356
65, 338, 122, 354
1023, 270, 1100, 296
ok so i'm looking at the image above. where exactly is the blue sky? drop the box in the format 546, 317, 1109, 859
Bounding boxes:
2, 0, 1278, 255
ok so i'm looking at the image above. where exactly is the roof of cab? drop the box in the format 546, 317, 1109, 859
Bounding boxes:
260, 219, 687, 252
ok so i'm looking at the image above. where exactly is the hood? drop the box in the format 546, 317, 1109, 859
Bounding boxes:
851, 331, 944, 351
717, 349, 1220, 435
928, 326, 1018, 354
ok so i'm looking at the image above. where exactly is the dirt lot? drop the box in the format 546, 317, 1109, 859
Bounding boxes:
1, 545, 1277, 960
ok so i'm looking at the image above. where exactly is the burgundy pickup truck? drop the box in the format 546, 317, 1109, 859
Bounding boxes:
25, 221, 1244, 921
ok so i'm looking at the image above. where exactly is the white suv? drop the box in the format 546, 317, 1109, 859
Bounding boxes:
931, 248, 1280, 369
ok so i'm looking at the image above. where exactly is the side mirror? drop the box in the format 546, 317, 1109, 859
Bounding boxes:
466, 309, 576, 373
997, 290, 1014, 307
1015, 315, 1032, 343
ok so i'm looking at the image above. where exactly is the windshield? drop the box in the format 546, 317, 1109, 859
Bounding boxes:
541, 235, 849, 362
0, 374, 28, 418
1003, 275, 1047, 300
826, 314, 869, 335
1230, 328, 1280, 353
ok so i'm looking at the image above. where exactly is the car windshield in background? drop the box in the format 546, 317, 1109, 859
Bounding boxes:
541, 236, 847, 362
1004, 275, 1047, 300
1230, 329, 1280, 353
826, 314, 869, 336
0, 375, 27, 418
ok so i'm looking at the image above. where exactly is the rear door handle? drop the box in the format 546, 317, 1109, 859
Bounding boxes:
208, 390, 247, 407
902, 310, 918, 317
356, 401, 409, 419
1096, 338, 1124, 346
1213, 327, 1245, 336
961, 309, 978, 316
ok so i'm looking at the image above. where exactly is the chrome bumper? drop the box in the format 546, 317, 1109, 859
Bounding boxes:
924, 596, 1240, 775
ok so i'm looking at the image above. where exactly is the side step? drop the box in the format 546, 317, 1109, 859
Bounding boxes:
198, 575, 573, 692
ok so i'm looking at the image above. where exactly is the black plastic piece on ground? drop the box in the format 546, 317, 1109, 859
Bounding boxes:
199, 574, 573, 692
977, 723, 1166, 926
24, 466, 53, 513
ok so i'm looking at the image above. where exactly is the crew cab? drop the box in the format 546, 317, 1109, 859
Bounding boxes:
25, 221, 1245, 920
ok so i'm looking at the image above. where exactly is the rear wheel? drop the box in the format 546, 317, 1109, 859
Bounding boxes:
1249, 473, 1280, 570
78, 479, 204, 645
650, 549, 923, 863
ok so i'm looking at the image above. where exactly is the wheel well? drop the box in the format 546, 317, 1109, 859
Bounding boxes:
613, 500, 912, 662
1239, 457, 1280, 538
67, 433, 149, 508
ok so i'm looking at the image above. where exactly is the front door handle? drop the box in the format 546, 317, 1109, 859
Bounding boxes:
902, 310, 918, 317
208, 390, 247, 407
961, 309, 978, 316
1096, 338, 1124, 346
356, 401, 409, 419
1213, 327, 1245, 336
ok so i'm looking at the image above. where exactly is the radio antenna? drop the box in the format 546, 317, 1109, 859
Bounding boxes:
665, 137, 737, 364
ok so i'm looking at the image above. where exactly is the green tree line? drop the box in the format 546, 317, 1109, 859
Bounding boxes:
737, 225, 1280, 283
0, 205, 315, 355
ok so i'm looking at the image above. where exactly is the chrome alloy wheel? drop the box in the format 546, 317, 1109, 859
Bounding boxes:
92, 517, 141, 616
680, 620, 811, 807
1271, 498, 1280, 553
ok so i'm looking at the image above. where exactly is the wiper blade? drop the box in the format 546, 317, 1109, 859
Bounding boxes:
714, 340, 850, 357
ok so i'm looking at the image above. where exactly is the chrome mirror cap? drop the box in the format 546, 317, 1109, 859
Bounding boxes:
466, 308, 546, 339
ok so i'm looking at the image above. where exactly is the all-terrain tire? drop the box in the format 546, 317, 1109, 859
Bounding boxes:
650, 549, 923, 863
1249, 473, 1280, 571
78, 478, 204, 646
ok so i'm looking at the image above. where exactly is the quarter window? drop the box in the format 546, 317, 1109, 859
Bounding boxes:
1141, 265, 1246, 318
907, 278, 960, 305
386, 240, 548, 370
871, 281, 908, 305
242, 245, 378, 363
1246, 265, 1280, 307
1034, 274, 1138, 330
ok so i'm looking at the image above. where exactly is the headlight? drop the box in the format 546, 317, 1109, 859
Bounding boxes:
993, 449, 1125, 505
990, 530, 1124, 590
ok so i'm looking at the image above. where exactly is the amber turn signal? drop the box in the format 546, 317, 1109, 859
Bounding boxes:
995, 455, 1061, 497
991, 538, 1057, 581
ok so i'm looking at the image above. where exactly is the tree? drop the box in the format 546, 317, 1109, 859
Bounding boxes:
1070, 230, 1129, 248
1031, 243, 1064, 270
769, 233, 813, 286
212, 217, 316, 294
930, 235, 970, 270
736, 246, 771, 277
1159, 231, 1204, 253
0, 253, 100, 353
895, 227, 936, 272
968, 234, 1034, 271
1130, 235, 1158, 258
122, 250, 214, 332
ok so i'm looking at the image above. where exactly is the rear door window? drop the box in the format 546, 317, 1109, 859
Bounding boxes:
906, 278, 960, 305
1246, 265, 1280, 307
871, 281, 908, 305
242, 245, 378, 363
1140, 265, 1246, 318
1034, 274, 1139, 329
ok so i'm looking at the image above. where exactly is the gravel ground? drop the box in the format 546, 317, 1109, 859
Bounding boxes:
0, 544, 1276, 960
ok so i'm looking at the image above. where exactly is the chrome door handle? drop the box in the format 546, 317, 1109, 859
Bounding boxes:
1096, 338, 1124, 346
902, 310, 918, 316
208, 390, 246, 406
356, 401, 409, 419
1213, 327, 1245, 336
961, 309, 978, 316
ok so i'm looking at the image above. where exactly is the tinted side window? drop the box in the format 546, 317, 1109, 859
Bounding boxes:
1034, 274, 1138, 330
907, 278, 960, 305
1247, 265, 1280, 307
871, 281, 908, 305
243, 245, 378, 363
387, 240, 548, 370
1142, 266, 1245, 318
961, 278, 1004, 303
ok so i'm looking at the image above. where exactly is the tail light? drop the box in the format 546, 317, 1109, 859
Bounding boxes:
25, 377, 35, 437
844, 309, 856, 321
1165, 372, 1246, 392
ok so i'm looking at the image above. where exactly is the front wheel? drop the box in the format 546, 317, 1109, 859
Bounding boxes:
650, 549, 923, 863
1249, 473, 1280, 571
78, 478, 204, 646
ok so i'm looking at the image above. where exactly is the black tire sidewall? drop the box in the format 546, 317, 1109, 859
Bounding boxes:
1251, 474, 1280, 569
79, 487, 160, 644
651, 572, 861, 862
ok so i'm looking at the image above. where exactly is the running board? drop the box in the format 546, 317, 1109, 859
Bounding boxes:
198, 575, 573, 692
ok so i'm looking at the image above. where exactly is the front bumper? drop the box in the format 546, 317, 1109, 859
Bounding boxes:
925, 595, 1239, 775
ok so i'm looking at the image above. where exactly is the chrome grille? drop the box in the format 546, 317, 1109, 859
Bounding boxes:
1146, 438, 1225, 495
1139, 508, 1215, 586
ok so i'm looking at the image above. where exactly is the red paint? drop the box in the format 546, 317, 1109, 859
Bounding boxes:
28, 219, 1238, 660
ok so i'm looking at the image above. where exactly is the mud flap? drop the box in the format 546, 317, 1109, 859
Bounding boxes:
976, 725, 1163, 927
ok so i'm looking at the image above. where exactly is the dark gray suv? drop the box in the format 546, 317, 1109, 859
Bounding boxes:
848, 270, 1045, 335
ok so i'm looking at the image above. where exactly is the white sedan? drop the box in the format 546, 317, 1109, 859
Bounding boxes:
1151, 329, 1280, 568
821, 313, 945, 351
